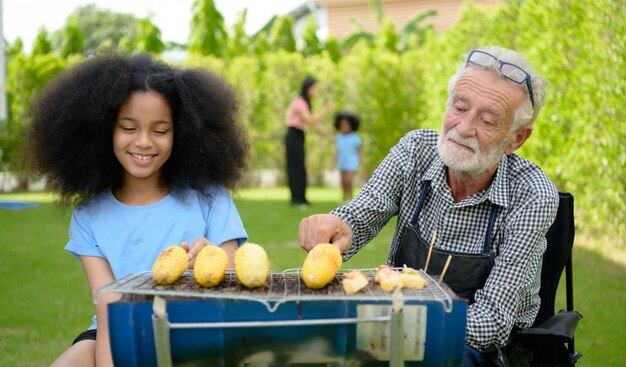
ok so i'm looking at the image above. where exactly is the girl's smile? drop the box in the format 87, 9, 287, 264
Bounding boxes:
113, 91, 174, 185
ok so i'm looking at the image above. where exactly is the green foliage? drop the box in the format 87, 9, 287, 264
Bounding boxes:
2, 0, 622, 240
269, 16, 296, 52
412, 0, 626, 237
1, 51, 67, 182
340, 8, 437, 54
225, 10, 250, 58
134, 17, 166, 53
31, 27, 52, 55
58, 16, 85, 58
51, 4, 140, 53
188, 0, 228, 56
300, 15, 322, 57
398, 9, 438, 51
324, 36, 343, 63
374, 16, 400, 52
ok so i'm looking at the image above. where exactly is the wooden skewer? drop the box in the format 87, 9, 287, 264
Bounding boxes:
424, 230, 437, 273
438, 255, 453, 285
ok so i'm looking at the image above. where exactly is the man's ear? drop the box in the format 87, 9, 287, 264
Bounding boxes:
505, 126, 532, 154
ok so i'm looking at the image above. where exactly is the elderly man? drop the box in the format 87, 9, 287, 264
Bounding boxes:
298, 46, 559, 366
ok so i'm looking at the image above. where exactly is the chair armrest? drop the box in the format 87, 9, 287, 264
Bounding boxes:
520, 310, 582, 341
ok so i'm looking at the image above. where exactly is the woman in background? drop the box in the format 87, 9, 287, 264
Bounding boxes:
284, 76, 334, 207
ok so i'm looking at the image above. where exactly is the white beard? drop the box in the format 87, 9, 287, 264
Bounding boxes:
437, 127, 506, 176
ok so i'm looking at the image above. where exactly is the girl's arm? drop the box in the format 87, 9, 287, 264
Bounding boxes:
220, 240, 238, 268
80, 256, 119, 367
182, 238, 239, 269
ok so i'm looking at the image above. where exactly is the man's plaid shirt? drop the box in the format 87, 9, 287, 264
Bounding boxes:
332, 129, 559, 350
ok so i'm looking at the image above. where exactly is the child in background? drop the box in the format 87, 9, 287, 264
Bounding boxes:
334, 112, 362, 203
27, 52, 249, 367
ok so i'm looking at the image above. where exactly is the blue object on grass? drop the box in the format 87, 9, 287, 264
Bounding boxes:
0, 201, 39, 210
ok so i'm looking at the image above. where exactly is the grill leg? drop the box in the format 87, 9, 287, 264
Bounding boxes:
152, 296, 173, 367
390, 288, 405, 367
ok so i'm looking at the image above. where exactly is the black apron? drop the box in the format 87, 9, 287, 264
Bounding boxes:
392, 181, 498, 303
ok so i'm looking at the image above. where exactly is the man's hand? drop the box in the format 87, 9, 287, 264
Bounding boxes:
180, 237, 214, 269
298, 214, 353, 253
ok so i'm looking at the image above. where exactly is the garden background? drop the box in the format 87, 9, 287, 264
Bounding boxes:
0, 0, 624, 365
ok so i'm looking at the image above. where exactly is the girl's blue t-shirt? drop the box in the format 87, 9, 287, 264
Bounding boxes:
335, 132, 362, 171
65, 186, 248, 329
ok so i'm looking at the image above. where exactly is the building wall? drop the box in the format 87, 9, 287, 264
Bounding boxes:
315, 0, 500, 39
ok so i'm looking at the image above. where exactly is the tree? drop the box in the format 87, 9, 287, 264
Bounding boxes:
2, 50, 66, 186
31, 27, 52, 55
58, 16, 85, 58
188, 0, 228, 56
341, 7, 437, 53
134, 16, 166, 53
50, 4, 140, 53
225, 10, 250, 58
301, 15, 322, 57
268, 16, 296, 52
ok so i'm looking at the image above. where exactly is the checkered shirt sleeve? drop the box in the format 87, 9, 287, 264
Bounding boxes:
331, 129, 559, 350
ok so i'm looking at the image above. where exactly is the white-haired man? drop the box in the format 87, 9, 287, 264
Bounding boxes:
298, 46, 559, 366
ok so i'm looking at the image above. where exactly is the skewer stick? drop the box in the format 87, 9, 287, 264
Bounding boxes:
438, 255, 453, 285
424, 230, 437, 273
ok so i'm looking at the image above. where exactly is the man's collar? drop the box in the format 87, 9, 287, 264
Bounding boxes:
423, 155, 510, 208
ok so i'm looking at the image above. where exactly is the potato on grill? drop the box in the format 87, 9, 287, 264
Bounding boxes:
341, 269, 369, 294
152, 246, 189, 285
301, 243, 342, 289
235, 242, 269, 288
401, 266, 428, 290
194, 245, 228, 287
375, 265, 428, 292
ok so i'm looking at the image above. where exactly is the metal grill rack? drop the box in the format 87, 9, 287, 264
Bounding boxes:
96, 268, 454, 313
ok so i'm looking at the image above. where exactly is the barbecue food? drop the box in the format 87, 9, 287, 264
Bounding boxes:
301, 243, 342, 289
341, 269, 369, 294
194, 245, 228, 287
375, 265, 403, 292
375, 265, 428, 292
235, 242, 269, 288
152, 246, 189, 285
401, 266, 428, 290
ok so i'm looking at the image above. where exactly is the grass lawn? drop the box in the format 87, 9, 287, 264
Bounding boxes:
1, 188, 624, 366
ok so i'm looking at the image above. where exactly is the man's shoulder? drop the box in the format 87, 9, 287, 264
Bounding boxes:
394, 129, 439, 152
403, 128, 439, 143
505, 154, 558, 201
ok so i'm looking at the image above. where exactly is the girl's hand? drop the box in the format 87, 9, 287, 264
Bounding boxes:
180, 238, 215, 269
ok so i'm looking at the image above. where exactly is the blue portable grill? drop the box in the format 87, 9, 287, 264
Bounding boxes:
97, 268, 468, 366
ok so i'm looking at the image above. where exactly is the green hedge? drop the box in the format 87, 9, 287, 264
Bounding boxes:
2, 0, 623, 239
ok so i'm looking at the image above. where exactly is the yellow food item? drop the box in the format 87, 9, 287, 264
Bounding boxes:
341, 269, 369, 295
152, 246, 189, 285
301, 243, 342, 289
194, 246, 228, 287
401, 267, 428, 290
374, 265, 396, 284
380, 273, 404, 292
235, 242, 269, 288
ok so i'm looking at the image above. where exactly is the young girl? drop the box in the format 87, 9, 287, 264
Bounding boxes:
27, 52, 249, 367
334, 112, 362, 203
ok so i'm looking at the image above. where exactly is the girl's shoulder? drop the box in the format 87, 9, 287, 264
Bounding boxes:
172, 184, 230, 205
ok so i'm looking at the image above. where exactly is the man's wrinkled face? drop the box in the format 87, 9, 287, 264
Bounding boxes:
438, 68, 526, 176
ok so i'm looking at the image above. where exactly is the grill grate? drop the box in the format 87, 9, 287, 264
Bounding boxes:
96, 268, 454, 313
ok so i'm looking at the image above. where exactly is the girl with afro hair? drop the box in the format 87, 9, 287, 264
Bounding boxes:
27, 52, 249, 366
333, 112, 362, 203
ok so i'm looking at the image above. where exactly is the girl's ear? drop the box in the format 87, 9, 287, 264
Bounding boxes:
504, 126, 532, 155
